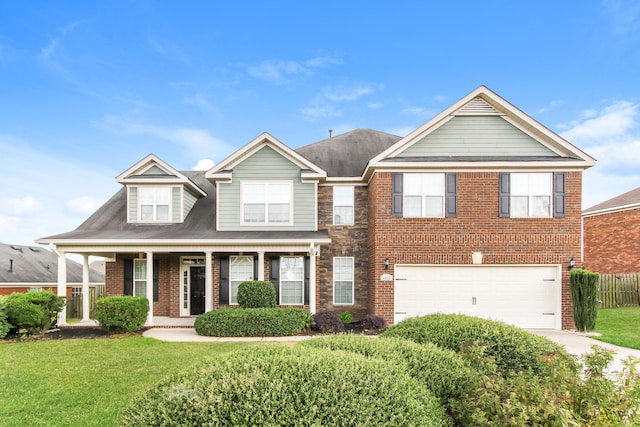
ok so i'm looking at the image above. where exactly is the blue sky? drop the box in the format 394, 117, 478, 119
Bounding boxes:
1, 1, 640, 246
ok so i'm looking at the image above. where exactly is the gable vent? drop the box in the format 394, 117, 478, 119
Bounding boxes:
454, 97, 503, 116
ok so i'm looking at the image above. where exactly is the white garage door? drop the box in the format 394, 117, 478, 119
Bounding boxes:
394, 265, 561, 329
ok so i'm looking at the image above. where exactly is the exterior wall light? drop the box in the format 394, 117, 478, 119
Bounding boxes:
384, 258, 390, 270
568, 257, 576, 271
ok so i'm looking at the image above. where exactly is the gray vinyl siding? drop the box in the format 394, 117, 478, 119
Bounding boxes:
129, 187, 138, 223
218, 146, 316, 231
142, 165, 169, 175
397, 116, 557, 157
183, 189, 198, 220
172, 187, 181, 222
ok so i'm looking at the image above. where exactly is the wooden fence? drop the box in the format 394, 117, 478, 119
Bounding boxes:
66, 285, 105, 320
598, 274, 640, 309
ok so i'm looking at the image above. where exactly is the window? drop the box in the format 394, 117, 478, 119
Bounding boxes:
403, 173, 445, 217
242, 182, 292, 224
133, 259, 147, 297
139, 187, 171, 222
230, 256, 253, 304
333, 257, 354, 304
510, 173, 552, 218
333, 186, 354, 225
280, 256, 304, 305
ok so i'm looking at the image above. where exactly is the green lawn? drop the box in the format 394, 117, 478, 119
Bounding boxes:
594, 306, 640, 350
0, 337, 255, 427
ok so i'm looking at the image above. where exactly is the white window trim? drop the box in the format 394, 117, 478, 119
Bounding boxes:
240, 180, 294, 226
510, 173, 553, 218
333, 186, 354, 226
133, 258, 147, 297
402, 173, 446, 218
230, 255, 254, 305
137, 186, 173, 223
279, 256, 304, 306
333, 257, 354, 305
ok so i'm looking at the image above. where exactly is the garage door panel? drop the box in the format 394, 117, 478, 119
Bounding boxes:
394, 265, 560, 329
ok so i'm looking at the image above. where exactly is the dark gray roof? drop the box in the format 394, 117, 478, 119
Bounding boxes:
583, 186, 640, 213
0, 243, 105, 283
40, 171, 329, 242
295, 128, 401, 177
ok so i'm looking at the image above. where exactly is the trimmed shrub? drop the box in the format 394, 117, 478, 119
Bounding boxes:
382, 314, 576, 375
0, 297, 10, 339
570, 269, 599, 331
194, 307, 311, 337
302, 334, 476, 402
361, 313, 387, 332
94, 296, 148, 333
120, 346, 450, 426
4, 291, 66, 335
236, 280, 276, 308
339, 311, 352, 325
312, 310, 344, 333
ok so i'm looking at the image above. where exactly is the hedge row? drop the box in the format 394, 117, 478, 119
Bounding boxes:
194, 307, 311, 337
382, 313, 576, 375
121, 346, 450, 426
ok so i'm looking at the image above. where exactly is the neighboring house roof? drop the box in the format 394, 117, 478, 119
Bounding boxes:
583, 186, 640, 216
294, 129, 402, 178
0, 243, 105, 284
37, 171, 330, 243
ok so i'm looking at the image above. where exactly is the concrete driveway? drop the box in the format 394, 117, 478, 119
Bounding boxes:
529, 329, 640, 373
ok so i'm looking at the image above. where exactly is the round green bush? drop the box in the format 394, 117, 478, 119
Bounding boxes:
302, 334, 476, 402
94, 296, 148, 333
4, 291, 66, 335
120, 346, 450, 426
382, 314, 576, 375
0, 297, 10, 339
194, 307, 311, 337
237, 280, 276, 308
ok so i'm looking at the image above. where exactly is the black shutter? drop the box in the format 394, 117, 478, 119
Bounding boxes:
153, 260, 159, 302
270, 257, 280, 304
499, 173, 510, 217
554, 172, 566, 218
304, 256, 310, 306
123, 259, 133, 296
445, 173, 457, 217
219, 256, 229, 304
253, 256, 259, 281
392, 173, 403, 217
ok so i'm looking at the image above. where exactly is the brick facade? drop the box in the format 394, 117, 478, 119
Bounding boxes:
367, 171, 582, 329
583, 208, 640, 274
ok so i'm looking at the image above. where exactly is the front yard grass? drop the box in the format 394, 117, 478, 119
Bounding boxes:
0, 337, 254, 427
594, 306, 640, 350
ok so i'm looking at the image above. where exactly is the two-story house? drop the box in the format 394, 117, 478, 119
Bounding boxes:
37, 86, 595, 329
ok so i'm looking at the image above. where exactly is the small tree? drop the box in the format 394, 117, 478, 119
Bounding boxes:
570, 269, 599, 332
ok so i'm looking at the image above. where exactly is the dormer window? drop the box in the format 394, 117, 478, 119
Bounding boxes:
139, 187, 171, 222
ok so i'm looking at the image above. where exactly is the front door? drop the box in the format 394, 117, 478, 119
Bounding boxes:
190, 266, 206, 315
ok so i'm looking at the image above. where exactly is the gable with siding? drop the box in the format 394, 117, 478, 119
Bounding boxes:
397, 115, 558, 158
217, 145, 317, 231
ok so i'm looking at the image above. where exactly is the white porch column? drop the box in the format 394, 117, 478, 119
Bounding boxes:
82, 254, 90, 321
205, 251, 213, 312
257, 251, 265, 281
309, 243, 317, 315
56, 250, 67, 326
145, 252, 154, 326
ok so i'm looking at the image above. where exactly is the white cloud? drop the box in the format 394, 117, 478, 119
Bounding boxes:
248, 55, 342, 83
401, 107, 434, 116
537, 99, 565, 114
559, 99, 640, 208
300, 104, 342, 119
94, 114, 232, 159
559, 101, 637, 142
66, 197, 104, 215
433, 95, 448, 103
322, 85, 374, 102
368, 103, 384, 110
301, 83, 376, 120
191, 158, 215, 171
5, 196, 41, 215
182, 93, 212, 108
41, 22, 79, 59
385, 126, 416, 137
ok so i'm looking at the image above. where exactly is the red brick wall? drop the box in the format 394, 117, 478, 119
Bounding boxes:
317, 185, 369, 320
368, 171, 582, 329
583, 208, 640, 274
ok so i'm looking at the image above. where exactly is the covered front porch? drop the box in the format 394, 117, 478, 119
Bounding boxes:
48, 239, 328, 327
